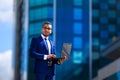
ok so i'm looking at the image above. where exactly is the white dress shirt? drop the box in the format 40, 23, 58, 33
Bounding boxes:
41, 34, 51, 60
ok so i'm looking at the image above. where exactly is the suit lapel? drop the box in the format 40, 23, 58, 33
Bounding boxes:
49, 40, 53, 54
44, 40, 49, 52
39, 36, 49, 53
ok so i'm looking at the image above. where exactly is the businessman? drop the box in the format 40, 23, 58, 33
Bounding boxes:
29, 22, 67, 80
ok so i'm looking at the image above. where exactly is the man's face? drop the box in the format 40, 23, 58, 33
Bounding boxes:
42, 24, 52, 37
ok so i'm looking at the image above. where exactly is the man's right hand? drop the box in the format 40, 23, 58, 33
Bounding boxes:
47, 54, 56, 60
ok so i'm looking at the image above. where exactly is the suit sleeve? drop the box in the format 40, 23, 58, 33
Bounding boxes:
51, 43, 61, 65
29, 38, 44, 60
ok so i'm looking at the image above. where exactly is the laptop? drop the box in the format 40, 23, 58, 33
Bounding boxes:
55, 43, 72, 60
52, 43, 72, 61
60, 43, 72, 58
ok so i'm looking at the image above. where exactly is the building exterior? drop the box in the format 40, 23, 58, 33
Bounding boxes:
28, 0, 55, 80
28, 0, 90, 80
55, 0, 90, 80
14, 0, 120, 80
14, 0, 23, 80
92, 0, 120, 79
14, 0, 28, 80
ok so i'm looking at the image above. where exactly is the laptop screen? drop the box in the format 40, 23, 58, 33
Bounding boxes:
61, 43, 72, 58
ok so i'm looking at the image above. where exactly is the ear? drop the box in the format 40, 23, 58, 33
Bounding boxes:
50, 31, 52, 34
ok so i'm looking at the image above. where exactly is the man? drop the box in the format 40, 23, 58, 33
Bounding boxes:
29, 22, 67, 80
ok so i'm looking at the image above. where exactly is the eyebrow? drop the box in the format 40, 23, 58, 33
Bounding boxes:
43, 27, 52, 30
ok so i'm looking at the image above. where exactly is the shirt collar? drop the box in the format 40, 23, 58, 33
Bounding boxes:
41, 34, 49, 40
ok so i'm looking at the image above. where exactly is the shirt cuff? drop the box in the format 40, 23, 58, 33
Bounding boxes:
44, 55, 47, 60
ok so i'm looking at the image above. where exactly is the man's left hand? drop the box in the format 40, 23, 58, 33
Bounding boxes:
57, 56, 67, 64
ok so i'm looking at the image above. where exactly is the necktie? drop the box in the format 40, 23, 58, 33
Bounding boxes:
44, 38, 50, 54
44, 38, 48, 49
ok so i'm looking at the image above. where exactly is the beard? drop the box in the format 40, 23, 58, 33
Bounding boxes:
43, 33, 49, 37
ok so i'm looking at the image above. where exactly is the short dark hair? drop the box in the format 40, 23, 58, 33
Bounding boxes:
42, 21, 51, 27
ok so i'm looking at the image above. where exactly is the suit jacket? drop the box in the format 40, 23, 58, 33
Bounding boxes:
29, 35, 57, 75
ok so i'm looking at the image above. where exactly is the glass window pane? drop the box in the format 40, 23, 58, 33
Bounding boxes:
73, 37, 82, 49
100, 31, 108, 38
29, 10, 35, 21
48, 7, 53, 18
93, 52, 99, 60
100, 16, 108, 24
108, 10, 116, 18
100, 44, 106, 51
108, 24, 116, 32
92, 24, 99, 32
100, 3, 108, 10
92, 9, 99, 18
74, 0, 82, 6
74, 8, 82, 20
73, 51, 83, 64
74, 22, 82, 34
93, 38, 99, 46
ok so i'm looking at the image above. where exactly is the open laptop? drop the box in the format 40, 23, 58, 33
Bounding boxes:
52, 43, 72, 61
55, 43, 72, 60
60, 43, 72, 58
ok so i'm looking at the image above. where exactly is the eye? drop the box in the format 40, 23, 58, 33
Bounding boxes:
43, 27, 52, 30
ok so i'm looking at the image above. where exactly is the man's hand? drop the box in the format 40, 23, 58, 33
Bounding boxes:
47, 54, 56, 60
58, 56, 67, 64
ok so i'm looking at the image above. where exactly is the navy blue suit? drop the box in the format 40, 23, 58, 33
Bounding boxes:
29, 36, 57, 80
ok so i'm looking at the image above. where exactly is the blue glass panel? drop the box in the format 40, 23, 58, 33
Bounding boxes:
48, 7, 53, 18
74, 23, 82, 34
92, 24, 99, 32
73, 37, 82, 49
118, 32, 120, 37
29, 24, 34, 35
35, 9, 41, 20
100, 44, 105, 51
117, 4, 120, 10
108, 0, 115, 4
29, 0, 41, 6
117, 72, 120, 80
35, 23, 41, 34
73, 51, 83, 64
42, 0, 48, 5
29, 0, 34, 6
30, 0, 49, 6
100, 31, 108, 38
108, 39, 112, 44
100, 16, 108, 24
48, 0, 53, 3
117, 17, 120, 24
74, 0, 82, 6
93, 52, 99, 60
108, 10, 116, 18
29, 22, 42, 35
108, 24, 116, 32
29, 10, 35, 21
74, 8, 82, 20
100, 3, 108, 10
93, 38, 99, 46
28, 7, 48, 20
92, 9, 99, 18
35, 0, 42, 6
41, 7, 48, 19
92, 0, 98, 3
29, 0, 53, 7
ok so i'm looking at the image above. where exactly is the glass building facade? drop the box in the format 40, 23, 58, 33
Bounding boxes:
28, 0, 90, 80
55, 0, 90, 80
28, 0, 54, 80
14, 0, 120, 80
14, 0, 28, 80
92, 0, 120, 79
